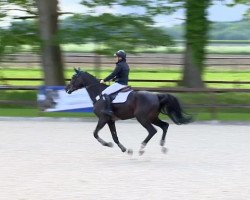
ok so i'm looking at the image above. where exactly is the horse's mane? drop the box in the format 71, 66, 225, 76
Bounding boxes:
78, 70, 99, 84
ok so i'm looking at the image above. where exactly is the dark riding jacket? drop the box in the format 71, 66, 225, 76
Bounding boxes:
104, 59, 129, 85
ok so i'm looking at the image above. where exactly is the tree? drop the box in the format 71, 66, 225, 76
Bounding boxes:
79, 0, 176, 49
0, 1, 9, 58
169, 0, 210, 88
0, 0, 65, 86
81, 0, 177, 17
36, 0, 65, 85
79, 0, 212, 87
60, 14, 173, 54
231, 0, 250, 19
0, 0, 39, 54
59, 0, 174, 77
71, 0, 175, 77
182, 0, 210, 88
171, 0, 248, 88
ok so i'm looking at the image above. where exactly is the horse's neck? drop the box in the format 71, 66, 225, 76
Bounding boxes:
86, 84, 107, 103
80, 73, 106, 102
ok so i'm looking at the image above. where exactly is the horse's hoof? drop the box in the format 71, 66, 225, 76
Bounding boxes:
105, 142, 113, 148
139, 150, 145, 156
127, 149, 133, 155
121, 148, 127, 153
161, 147, 168, 154
160, 140, 165, 146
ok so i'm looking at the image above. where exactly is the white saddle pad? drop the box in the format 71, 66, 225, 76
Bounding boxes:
113, 91, 132, 104
102, 83, 126, 95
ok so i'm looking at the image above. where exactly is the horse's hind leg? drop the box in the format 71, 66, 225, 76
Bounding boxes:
94, 118, 113, 148
108, 121, 132, 154
136, 117, 157, 155
152, 118, 169, 153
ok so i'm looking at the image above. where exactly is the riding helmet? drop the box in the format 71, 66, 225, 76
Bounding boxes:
114, 50, 126, 59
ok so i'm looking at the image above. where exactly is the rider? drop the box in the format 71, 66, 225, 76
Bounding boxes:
100, 50, 130, 116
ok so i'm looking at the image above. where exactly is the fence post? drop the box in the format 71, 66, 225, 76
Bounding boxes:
210, 92, 217, 120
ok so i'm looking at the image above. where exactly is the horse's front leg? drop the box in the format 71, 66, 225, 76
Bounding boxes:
93, 118, 113, 148
108, 121, 133, 154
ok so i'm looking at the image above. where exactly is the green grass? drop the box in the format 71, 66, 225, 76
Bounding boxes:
0, 108, 249, 121
0, 108, 95, 118
1, 68, 250, 88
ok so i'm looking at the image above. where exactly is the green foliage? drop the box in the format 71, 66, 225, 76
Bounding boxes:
81, 0, 178, 16
232, 0, 250, 4
0, 21, 40, 59
166, 20, 250, 40
8, 0, 33, 5
75, 0, 177, 55
1, 0, 174, 56
211, 20, 250, 40
165, 24, 185, 40
6, 0, 37, 13
0, 0, 38, 59
59, 13, 173, 55
0, 29, 7, 57
9, 21, 40, 46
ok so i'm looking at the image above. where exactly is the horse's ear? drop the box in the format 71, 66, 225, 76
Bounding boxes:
74, 67, 79, 73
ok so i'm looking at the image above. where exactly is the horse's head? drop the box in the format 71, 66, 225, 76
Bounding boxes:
65, 68, 86, 94
65, 68, 100, 94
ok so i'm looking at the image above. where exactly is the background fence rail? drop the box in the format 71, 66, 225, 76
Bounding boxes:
1, 53, 250, 68
1, 78, 250, 85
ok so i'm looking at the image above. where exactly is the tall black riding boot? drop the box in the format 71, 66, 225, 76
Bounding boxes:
102, 94, 114, 116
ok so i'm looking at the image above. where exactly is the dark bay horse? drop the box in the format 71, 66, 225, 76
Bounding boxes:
66, 68, 192, 155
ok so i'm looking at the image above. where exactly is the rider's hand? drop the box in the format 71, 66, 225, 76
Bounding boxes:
100, 80, 105, 84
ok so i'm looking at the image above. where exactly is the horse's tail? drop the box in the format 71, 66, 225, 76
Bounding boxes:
157, 93, 193, 125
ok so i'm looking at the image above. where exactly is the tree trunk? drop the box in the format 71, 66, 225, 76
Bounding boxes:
36, 0, 65, 86
182, 0, 210, 88
182, 44, 204, 88
94, 53, 101, 79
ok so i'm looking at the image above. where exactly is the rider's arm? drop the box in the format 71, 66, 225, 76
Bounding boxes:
103, 64, 122, 82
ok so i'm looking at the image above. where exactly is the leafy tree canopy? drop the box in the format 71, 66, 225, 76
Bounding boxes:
59, 14, 173, 54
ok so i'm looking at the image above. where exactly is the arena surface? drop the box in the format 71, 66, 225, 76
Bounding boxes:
0, 119, 250, 200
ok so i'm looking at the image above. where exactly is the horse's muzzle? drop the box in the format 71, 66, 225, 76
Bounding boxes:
65, 84, 73, 94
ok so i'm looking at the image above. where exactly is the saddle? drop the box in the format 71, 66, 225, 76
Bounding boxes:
113, 86, 131, 94
95, 86, 133, 103
110, 86, 132, 101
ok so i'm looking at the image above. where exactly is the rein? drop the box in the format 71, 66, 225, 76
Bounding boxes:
85, 82, 107, 104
